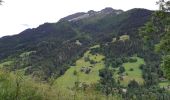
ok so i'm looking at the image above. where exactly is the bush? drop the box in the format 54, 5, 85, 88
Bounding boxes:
84, 57, 90, 62
116, 58, 123, 65
71, 63, 76, 66
122, 57, 129, 63
128, 80, 139, 89
129, 68, 134, 71
129, 58, 137, 63
90, 60, 97, 64
119, 66, 125, 74
85, 68, 91, 74
139, 64, 145, 70
73, 70, 78, 75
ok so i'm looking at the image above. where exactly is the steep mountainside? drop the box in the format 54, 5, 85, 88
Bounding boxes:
0, 8, 152, 79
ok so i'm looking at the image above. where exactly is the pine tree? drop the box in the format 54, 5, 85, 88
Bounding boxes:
99, 68, 117, 99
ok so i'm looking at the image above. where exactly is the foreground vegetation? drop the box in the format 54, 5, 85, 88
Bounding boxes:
0, 69, 122, 100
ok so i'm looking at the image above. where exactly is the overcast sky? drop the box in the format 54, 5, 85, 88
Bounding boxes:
0, 0, 158, 37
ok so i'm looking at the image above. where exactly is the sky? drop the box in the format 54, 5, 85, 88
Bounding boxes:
0, 0, 158, 37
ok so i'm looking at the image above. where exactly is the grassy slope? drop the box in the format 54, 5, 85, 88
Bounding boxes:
0, 51, 34, 68
0, 61, 13, 68
122, 57, 144, 85
159, 81, 170, 88
114, 57, 145, 86
0, 46, 146, 99
55, 46, 105, 89
0, 44, 145, 89
0, 44, 144, 91
55, 43, 145, 90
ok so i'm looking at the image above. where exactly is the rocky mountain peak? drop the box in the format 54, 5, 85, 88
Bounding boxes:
101, 7, 114, 13
60, 7, 124, 22
87, 10, 96, 15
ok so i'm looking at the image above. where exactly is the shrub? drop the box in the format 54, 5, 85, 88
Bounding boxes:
90, 60, 97, 64
139, 64, 145, 70
129, 58, 137, 63
129, 68, 134, 71
84, 57, 90, 62
85, 68, 91, 74
128, 80, 139, 89
122, 57, 129, 63
119, 66, 125, 74
73, 70, 78, 75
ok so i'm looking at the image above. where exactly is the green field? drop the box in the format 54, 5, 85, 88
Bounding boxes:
90, 44, 100, 49
55, 49, 105, 89
115, 57, 145, 86
0, 51, 35, 69
159, 81, 170, 88
55, 43, 145, 89
1, 46, 145, 89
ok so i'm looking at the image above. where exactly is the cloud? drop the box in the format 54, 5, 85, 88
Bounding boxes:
21, 24, 30, 27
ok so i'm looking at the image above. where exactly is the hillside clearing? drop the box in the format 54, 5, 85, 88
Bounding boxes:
115, 57, 145, 86
55, 48, 105, 89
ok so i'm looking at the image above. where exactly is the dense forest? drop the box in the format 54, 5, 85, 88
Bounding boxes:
0, 0, 170, 100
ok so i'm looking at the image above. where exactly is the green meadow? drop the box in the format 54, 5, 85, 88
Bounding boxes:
55, 48, 105, 89
55, 43, 145, 89
121, 57, 144, 85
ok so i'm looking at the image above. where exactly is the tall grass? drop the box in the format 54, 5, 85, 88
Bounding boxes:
0, 69, 122, 100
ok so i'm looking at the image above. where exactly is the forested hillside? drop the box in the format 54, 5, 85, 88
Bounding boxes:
0, 8, 152, 79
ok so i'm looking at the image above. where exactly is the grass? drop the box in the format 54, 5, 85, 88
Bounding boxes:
0, 61, 13, 68
19, 51, 36, 57
159, 81, 170, 88
119, 35, 130, 41
0, 51, 35, 68
55, 42, 145, 88
55, 49, 105, 89
115, 57, 145, 86
112, 38, 117, 43
0, 69, 122, 100
90, 44, 100, 49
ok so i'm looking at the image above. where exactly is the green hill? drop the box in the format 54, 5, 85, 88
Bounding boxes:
55, 45, 105, 89
116, 57, 144, 86
55, 44, 145, 90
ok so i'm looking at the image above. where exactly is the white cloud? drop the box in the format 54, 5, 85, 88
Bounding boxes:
0, 0, 158, 37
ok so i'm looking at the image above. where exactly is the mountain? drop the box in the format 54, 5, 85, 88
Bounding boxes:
60, 7, 123, 22
0, 8, 152, 80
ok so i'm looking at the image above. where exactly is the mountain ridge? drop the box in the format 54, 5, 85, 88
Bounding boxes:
59, 7, 124, 22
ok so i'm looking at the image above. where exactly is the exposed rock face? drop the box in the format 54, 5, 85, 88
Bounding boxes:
87, 10, 96, 16
59, 12, 86, 21
60, 7, 124, 22
100, 7, 115, 14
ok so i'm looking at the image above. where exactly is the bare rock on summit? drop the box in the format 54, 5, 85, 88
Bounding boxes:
60, 7, 124, 22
